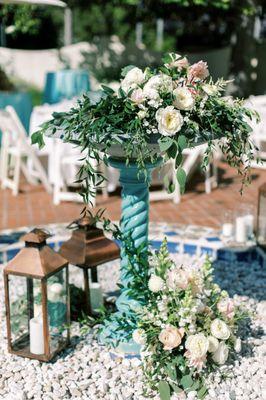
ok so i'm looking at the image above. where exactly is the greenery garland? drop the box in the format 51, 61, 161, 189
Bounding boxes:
32, 52, 259, 203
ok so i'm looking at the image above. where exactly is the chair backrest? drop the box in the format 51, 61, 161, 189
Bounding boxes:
0, 106, 29, 147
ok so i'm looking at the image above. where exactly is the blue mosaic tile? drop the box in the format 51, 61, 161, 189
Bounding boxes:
201, 247, 214, 256
164, 231, 178, 237
206, 236, 221, 242
183, 244, 197, 255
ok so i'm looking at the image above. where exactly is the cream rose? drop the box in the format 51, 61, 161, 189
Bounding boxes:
185, 333, 209, 358
217, 297, 235, 319
166, 268, 189, 290
148, 275, 164, 292
208, 336, 219, 353
212, 342, 229, 365
121, 67, 145, 92
130, 88, 145, 104
156, 106, 183, 136
188, 61, 209, 81
159, 325, 184, 350
210, 319, 230, 340
132, 329, 146, 345
48, 283, 63, 302
173, 87, 195, 111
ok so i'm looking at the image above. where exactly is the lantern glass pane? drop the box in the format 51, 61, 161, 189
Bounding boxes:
9, 276, 43, 354
47, 269, 68, 353
258, 192, 266, 244
9, 275, 28, 349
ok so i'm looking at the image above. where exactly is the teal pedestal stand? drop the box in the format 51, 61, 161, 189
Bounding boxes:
99, 156, 162, 356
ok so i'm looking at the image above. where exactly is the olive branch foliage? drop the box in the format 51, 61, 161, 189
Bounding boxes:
32, 53, 259, 204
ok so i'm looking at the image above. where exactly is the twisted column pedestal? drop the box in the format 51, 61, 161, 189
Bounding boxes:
99, 157, 162, 355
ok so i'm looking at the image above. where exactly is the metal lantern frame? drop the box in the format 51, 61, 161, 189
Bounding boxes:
60, 216, 120, 316
257, 182, 266, 247
4, 229, 70, 362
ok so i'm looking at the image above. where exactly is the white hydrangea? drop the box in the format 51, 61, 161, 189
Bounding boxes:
132, 329, 146, 345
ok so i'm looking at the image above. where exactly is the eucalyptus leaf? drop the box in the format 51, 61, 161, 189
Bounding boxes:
180, 374, 193, 389
178, 135, 188, 151
158, 381, 171, 400
176, 168, 186, 194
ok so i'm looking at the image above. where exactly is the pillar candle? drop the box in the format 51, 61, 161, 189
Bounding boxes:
244, 214, 254, 238
235, 217, 248, 243
222, 223, 234, 238
30, 317, 44, 355
90, 283, 104, 313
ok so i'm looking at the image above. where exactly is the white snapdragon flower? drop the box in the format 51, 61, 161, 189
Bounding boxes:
212, 341, 229, 365
208, 336, 219, 353
210, 319, 231, 340
185, 333, 209, 358
132, 329, 146, 345
148, 275, 164, 292
156, 106, 183, 136
173, 87, 195, 111
137, 109, 147, 119
234, 337, 242, 353
121, 67, 145, 92
202, 84, 218, 96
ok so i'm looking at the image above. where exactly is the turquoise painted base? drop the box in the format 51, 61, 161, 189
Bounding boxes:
99, 157, 162, 355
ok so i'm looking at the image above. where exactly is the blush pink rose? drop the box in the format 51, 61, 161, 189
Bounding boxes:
188, 61, 209, 81
217, 298, 235, 319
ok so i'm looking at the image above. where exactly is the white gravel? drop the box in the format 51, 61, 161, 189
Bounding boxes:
0, 252, 265, 400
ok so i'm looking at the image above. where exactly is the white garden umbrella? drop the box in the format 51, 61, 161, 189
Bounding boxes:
0, 0, 72, 46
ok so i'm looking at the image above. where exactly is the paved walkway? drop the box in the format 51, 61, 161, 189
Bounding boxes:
0, 162, 264, 230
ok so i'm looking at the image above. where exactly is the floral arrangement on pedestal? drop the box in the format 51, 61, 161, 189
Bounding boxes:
32, 52, 258, 200
132, 239, 245, 400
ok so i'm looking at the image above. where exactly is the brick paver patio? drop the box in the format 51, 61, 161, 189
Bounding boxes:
0, 162, 265, 231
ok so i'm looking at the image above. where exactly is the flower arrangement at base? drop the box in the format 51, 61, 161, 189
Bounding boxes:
133, 239, 245, 400
32, 52, 258, 202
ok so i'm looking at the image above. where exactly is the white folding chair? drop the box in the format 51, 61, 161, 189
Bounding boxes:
0, 106, 52, 196
52, 139, 108, 205
150, 144, 219, 204
245, 96, 266, 169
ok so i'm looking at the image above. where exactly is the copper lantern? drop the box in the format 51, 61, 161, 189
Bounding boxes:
257, 183, 266, 247
4, 229, 70, 362
60, 216, 120, 316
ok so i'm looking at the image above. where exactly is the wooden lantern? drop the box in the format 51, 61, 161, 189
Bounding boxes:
4, 229, 70, 362
257, 183, 266, 247
59, 216, 120, 315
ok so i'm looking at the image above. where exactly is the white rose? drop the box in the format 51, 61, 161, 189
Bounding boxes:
173, 87, 195, 111
48, 283, 63, 302
121, 67, 145, 92
130, 88, 145, 104
212, 342, 229, 365
148, 275, 164, 292
144, 74, 173, 94
159, 325, 184, 350
132, 329, 146, 345
202, 84, 218, 96
234, 337, 241, 353
156, 106, 183, 136
208, 336, 219, 353
210, 319, 231, 340
185, 333, 209, 358
166, 268, 189, 290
